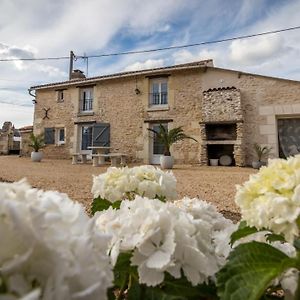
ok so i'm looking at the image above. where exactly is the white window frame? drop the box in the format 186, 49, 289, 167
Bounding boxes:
80, 88, 93, 112
56, 128, 65, 145
149, 78, 168, 106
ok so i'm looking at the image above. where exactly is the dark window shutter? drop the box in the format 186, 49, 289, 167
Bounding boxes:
92, 123, 110, 147
44, 128, 55, 144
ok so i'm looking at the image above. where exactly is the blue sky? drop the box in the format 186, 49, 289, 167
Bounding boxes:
0, 0, 300, 127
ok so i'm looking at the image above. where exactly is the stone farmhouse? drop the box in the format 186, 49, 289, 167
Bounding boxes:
30, 60, 300, 166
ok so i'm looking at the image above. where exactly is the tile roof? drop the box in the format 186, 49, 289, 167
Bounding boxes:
30, 60, 213, 90
18, 125, 33, 132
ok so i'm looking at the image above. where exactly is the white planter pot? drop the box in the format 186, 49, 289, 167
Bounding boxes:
252, 161, 262, 169
210, 159, 219, 166
160, 155, 174, 169
31, 151, 43, 162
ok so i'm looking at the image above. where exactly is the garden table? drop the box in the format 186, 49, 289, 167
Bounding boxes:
88, 146, 111, 165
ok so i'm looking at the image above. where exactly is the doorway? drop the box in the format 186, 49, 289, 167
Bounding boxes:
149, 123, 168, 164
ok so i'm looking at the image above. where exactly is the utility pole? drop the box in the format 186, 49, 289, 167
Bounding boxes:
69, 51, 74, 80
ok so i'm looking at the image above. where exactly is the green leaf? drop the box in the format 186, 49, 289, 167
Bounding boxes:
127, 280, 145, 300
91, 197, 121, 215
163, 273, 217, 300
0, 275, 7, 294
217, 241, 298, 300
106, 287, 116, 300
265, 233, 285, 243
230, 221, 260, 245
113, 252, 136, 288
155, 195, 166, 202
293, 238, 300, 250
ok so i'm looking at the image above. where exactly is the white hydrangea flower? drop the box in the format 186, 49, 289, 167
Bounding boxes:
92, 165, 177, 202
0, 179, 113, 300
235, 155, 300, 242
95, 196, 234, 287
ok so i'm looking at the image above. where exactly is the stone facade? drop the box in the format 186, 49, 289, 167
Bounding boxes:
31, 61, 300, 166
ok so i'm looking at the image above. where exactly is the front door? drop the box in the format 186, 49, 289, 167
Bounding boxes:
78, 123, 110, 155
149, 123, 168, 164
80, 125, 93, 155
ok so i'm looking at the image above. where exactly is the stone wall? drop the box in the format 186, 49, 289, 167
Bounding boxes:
0, 122, 16, 155
0, 135, 9, 154
202, 87, 242, 122
19, 128, 33, 156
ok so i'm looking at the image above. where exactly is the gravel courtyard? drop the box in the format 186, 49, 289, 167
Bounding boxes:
0, 156, 255, 218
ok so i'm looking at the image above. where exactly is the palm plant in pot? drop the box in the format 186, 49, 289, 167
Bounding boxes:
148, 124, 197, 169
29, 133, 45, 162
252, 143, 272, 169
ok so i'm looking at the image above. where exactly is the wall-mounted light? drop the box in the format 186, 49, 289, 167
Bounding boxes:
135, 76, 141, 95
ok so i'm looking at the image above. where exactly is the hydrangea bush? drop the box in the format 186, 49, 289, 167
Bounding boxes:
92, 165, 177, 201
0, 180, 113, 300
91, 165, 177, 212
95, 195, 235, 298
217, 155, 300, 300
235, 155, 300, 242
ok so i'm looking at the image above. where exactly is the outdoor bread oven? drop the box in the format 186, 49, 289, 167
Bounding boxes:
199, 87, 245, 166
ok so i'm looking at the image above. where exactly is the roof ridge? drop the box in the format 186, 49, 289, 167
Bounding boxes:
30, 59, 213, 90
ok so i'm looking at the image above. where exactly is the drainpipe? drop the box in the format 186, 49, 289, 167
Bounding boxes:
28, 88, 37, 104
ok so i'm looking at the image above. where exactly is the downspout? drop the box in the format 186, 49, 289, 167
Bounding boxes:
28, 88, 37, 103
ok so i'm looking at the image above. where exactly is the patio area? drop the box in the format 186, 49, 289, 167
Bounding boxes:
0, 156, 255, 219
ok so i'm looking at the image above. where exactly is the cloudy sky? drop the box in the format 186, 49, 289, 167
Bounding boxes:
1, 0, 300, 128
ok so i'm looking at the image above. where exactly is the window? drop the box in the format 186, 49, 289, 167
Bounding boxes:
80, 88, 93, 112
57, 128, 65, 145
57, 90, 64, 102
149, 78, 168, 106
278, 118, 300, 158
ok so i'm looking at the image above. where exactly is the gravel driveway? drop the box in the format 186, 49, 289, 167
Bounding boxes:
0, 156, 255, 219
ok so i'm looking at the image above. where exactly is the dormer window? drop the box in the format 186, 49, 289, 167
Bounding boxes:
80, 88, 93, 112
149, 78, 168, 106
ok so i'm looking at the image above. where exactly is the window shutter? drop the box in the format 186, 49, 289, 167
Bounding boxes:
44, 128, 55, 144
92, 123, 110, 147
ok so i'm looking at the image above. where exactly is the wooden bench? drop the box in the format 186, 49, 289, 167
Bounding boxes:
93, 153, 128, 167
71, 153, 88, 164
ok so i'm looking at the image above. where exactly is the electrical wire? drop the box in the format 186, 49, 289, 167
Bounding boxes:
0, 25, 299, 62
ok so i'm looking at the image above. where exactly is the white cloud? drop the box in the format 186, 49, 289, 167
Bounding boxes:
229, 35, 286, 65
173, 49, 220, 65
123, 59, 165, 71
0, 103, 33, 128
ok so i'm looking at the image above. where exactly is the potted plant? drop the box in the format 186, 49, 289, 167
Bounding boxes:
148, 124, 197, 169
252, 143, 272, 169
29, 133, 45, 162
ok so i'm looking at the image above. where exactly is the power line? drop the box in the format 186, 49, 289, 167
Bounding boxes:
0, 25, 300, 62
83, 25, 300, 59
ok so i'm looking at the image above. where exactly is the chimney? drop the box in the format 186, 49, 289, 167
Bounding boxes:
70, 69, 86, 80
